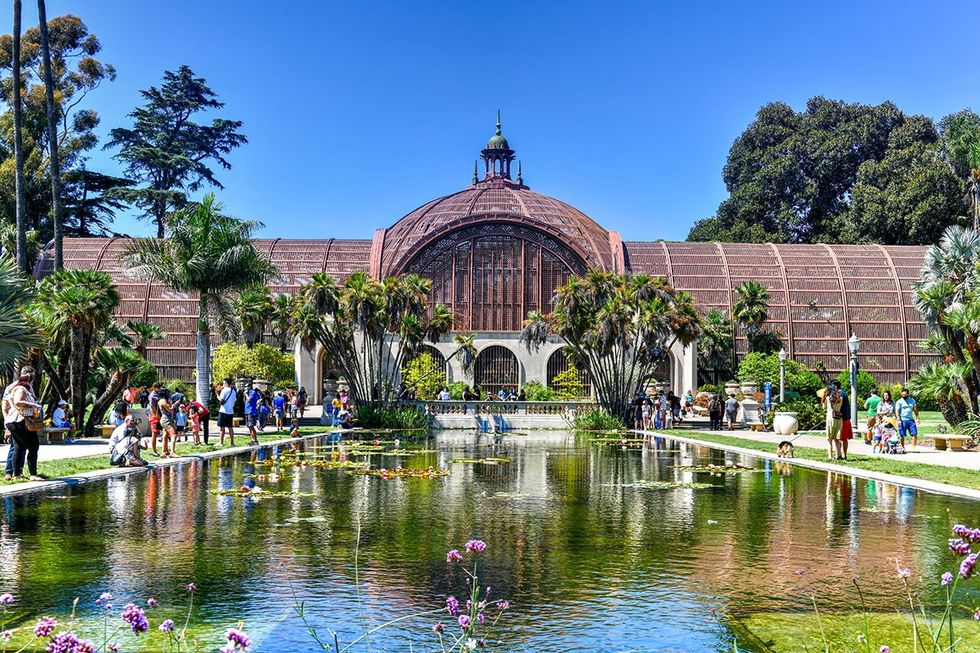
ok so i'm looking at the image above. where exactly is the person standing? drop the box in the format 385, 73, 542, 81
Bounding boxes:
297, 386, 308, 418
3, 367, 43, 480
147, 382, 162, 456
724, 393, 740, 430
156, 388, 178, 457
136, 386, 149, 409
708, 394, 723, 431
217, 378, 237, 446
187, 400, 210, 445
244, 383, 261, 446
273, 391, 286, 431
863, 388, 881, 445
895, 387, 919, 451
835, 381, 852, 460
822, 385, 843, 460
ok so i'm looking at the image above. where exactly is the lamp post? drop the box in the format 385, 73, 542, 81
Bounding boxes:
848, 334, 860, 429
778, 347, 787, 403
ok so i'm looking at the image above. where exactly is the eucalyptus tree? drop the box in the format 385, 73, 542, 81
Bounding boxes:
0, 255, 36, 369
122, 194, 277, 404
521, 271, 701, 420
939, 109, 980, 230
35, 0, 63, 268
11, 0, 26, 271
291, 271, 453, 406
733, 281, 769, 353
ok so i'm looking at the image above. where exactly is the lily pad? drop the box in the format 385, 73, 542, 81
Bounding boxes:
450, 457, 512, 465
617, 480, 714, 491
346, 467, 449, 480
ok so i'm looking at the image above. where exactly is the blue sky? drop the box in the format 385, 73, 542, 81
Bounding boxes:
33, 0, 980, 240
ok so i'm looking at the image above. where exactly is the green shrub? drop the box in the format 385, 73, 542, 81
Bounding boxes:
401, 352, 446, 399
522, 380, 556, 401
834, 369, 879, 403
569, 409, 625, 432
130, 359, 159, 388
764, 400, 824, 432
212, 342, 294, 387
551, 363, 588, 400
159, 378, 195, 401
448, 382, 467, 400
738, 353, 822, 399
357, 405, 430, 430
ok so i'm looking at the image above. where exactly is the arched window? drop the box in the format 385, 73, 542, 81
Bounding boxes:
546, 348, 592, 398
474, 346, 519, 397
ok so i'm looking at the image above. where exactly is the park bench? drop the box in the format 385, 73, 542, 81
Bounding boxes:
932, 435, 970, 452
232, 417, 242, 427
96, 424, 116, 438
748, 422, 765, 432
41, 427, 70, 444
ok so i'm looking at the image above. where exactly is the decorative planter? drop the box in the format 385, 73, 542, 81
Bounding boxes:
724, 381, 740, 397
773, 412, 799, 436
740, 381, 758, 397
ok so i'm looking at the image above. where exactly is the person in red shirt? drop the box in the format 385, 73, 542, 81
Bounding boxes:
187, 401, 210, 445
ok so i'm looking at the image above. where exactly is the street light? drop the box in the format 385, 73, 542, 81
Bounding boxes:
848, 334, 860, 429
778, 347, 787, 403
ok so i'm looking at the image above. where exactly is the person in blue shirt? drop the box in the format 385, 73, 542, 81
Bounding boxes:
894, 387, 919, 451
244, 384, 261, 446
272, 392, 287, 431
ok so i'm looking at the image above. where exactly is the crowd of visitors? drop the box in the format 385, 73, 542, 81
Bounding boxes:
631, 389, 694, 430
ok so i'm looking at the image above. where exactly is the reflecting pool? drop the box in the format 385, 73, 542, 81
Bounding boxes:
0, 431, 977, 652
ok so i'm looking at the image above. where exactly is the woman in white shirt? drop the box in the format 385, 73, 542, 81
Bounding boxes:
3, 366, 43, 481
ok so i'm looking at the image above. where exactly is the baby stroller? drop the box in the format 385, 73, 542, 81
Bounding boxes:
881, 418, 902, 454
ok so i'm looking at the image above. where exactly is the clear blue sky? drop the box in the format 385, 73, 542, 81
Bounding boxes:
33, 0, 980, 240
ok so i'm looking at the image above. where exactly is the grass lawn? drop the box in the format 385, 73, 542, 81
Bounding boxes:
668, 429, 980, 491
916, 410, 946, 435
0, 426, 338, 487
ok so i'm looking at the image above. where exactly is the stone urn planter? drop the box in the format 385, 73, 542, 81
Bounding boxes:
773, 412, 799, 436
740, 381, 758, 397
724, 381, 740, 397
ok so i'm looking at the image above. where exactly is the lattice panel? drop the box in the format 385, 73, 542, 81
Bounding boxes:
474, 345, 519, 397
546, 348, 592, 397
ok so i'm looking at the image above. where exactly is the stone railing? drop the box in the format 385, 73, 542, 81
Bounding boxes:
410, 400, 596, 416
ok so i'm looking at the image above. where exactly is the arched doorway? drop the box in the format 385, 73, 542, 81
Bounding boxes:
317, 347, 344, 405
474, 345, 519, 398
402, 345, 448, 399
546, 348, 592, 398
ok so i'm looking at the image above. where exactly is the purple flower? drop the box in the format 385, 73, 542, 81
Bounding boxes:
464, 539, 487, 553
497, 600, 510, 610
794, 568, 805, 576
446, 549, 463, 563
0, 593, 12, 605
107, 643, 119, 652
974, 608, 980, 620
0, 630, 11, 640
159, 619, 175, 632
146, 597, 157, 607
225, 628, 252, 649
960, 552, 978, 579
880, 647, 889, 653
953, 524, 980, 542
949, 538, 972, 556
96, 592, 112, 605
220, 647, 235, 653
897, 568, 912, 579
446, 596, 460, 616
186, 583, 197, 592
121, 603, 149, 634
433, 623, 445, 633
477, 613, 485, 623
458, 614, 471, 629
46, 631, 96, 653
34, 617, 57, 638
941, 572, 954, 586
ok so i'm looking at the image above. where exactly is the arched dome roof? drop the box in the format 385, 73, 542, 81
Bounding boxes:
377, 180, 618, 276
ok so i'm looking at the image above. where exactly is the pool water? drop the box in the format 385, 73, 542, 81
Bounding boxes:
0, 431, 977, 652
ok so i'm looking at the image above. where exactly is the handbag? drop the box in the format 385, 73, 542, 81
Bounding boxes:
24, 415, 44, 432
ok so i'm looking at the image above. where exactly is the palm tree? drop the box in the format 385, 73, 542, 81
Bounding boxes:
733, 281, 769, 353
11, 0, 27, 272
697, 308, 733, 387
0, 255, 37, 371
451, 333, 478, 379
233, 286, 274, 347
126, 320, 165, 358
269, 293, 294, 351
31, 270, 119, 426
86, 347, 144, 436
123, 194, 277, 404
907, 361, 973, 428
35, 0, 64, 269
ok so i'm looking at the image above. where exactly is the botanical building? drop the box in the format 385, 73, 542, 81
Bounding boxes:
48, 119, 932, 403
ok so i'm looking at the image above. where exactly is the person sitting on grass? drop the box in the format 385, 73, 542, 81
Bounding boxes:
108, 415, 148, 467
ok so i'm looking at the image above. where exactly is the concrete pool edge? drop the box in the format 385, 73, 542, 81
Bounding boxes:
642, 429, 980, 502
0, 431, 337, 498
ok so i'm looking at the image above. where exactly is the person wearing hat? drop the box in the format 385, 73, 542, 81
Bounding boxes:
108, 415, 147, 467
51, 398, 75, 441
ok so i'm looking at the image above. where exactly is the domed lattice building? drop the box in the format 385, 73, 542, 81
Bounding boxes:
48, 117, 934, 403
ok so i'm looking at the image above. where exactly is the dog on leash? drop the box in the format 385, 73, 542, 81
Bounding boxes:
776, 441, 795, 458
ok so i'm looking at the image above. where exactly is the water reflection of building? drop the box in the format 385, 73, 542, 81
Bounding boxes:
48, 118, 934, 399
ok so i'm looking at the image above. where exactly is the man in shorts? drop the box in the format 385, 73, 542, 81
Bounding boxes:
822, 385, 843, 460
217, 378, 237, 447
244, 383, 261, 446
863, 388, 881, 444
895, 387, 919, 450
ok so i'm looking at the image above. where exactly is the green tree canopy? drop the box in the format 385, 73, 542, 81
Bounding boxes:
106, 65, 246, 237
688, 98, 968, 244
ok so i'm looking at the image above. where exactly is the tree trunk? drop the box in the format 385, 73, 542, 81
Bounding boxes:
12, 0, 27, 273
195, 296, 210, 407
36, 0, 63, 270
68, 327, 85, 430
85, 370, 129, 438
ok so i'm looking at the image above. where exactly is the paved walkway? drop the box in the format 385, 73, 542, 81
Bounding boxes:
667, 415, 980, 470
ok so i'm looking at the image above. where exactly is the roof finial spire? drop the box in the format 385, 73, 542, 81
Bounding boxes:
473, 159, 478, 184
517, 160, 523, 185
496, 109, 502, 135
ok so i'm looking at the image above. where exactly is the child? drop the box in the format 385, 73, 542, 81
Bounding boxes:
175, 404, 188, 441
258, 400, 270, 431
289, 413, 299, 438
